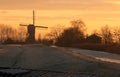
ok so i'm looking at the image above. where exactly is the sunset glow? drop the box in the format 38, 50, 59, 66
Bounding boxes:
0, 1, 120, 74
0, 0, 120, 35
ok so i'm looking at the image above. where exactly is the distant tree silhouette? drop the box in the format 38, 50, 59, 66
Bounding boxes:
0, 25, 6, 42
113, 26, 120, 45
86, 34, 102, 44
71, 19, 86, 31
56, 19, 86, 46
16, 27, 27, 42
41, 38, 53, 45
0, 25, 27, 44
37, 33, 42, 43
4, 38, 14, 44
0, 25, 15, 42
101, 25, 113, 45
45, 25, 64, 45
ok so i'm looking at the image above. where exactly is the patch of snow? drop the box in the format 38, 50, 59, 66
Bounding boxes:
69, 48, 120, 64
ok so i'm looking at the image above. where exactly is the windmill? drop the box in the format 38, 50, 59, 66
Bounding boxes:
20, 10, 48, 43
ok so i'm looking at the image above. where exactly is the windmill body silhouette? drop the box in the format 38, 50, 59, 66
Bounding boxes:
20, 10, 48, 43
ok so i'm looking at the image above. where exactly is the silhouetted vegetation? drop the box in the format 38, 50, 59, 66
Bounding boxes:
0, 19, 120, 54
100, 25, 113, 45
43, 20, 120, 55
56, 19, 86, 46
0, 24, 27, 44
113, 26, 120, 45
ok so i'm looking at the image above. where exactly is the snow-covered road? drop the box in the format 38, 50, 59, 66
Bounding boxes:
0, 45, 99, 72
68, 48, 120, 64
0, 45, 120, 77
0, 45, 23, 67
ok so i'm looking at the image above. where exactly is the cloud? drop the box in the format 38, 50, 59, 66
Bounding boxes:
106, 0, 120, 4
0, 11, 8, 14
0, 0, 120, 11
0, 0, 116, 10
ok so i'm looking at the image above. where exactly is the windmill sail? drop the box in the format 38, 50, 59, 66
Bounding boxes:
35, 26, 48, 28
33, 10, 35, 25
20, 24, 28, 26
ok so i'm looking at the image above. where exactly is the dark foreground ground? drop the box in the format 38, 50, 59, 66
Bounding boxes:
0, 44, 120, 77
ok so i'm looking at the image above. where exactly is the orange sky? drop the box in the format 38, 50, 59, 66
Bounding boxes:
0, 0, 120, 36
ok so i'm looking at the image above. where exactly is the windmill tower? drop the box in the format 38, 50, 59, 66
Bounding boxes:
20, 10, 48, 43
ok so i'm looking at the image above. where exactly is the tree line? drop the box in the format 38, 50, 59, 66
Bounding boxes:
45, 19, 120, 46
41, 19, 120, 54
0, 20, 120, 45
0, 24, 27, 44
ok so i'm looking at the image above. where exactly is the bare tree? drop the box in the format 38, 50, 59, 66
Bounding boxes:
113, 26, 120, 44
71, 19, 86, 33
56, 19, 86, 45
16, 27, 27, 42
45, 25, 64, 44
71, 19, 86, 40
0, 25, 13, 42
100, 25, 113, 45
37, 33, 41, 43
0, 25, 6, 42
0, 24, 27, 43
